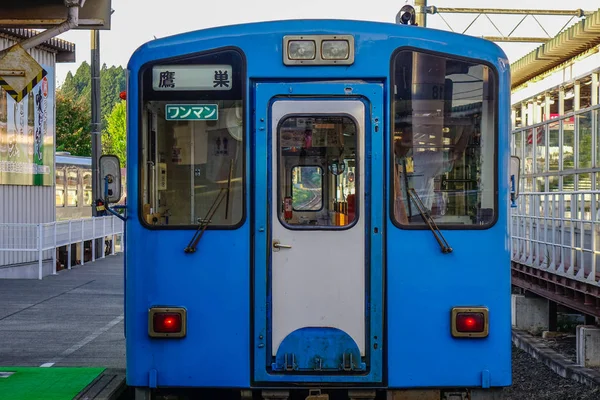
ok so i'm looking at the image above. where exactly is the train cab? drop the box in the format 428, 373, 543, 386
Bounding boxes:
113, 14, 516, 400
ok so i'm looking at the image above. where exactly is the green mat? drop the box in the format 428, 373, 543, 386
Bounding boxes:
0, 367, 105, 400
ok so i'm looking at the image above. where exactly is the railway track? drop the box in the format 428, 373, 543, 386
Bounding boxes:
295, 181, 322, 210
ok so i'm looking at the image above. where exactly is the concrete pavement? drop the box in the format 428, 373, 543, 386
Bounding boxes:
0, 254, 125, 369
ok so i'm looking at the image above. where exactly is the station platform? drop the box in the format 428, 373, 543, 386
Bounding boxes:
0, 253, 126, 400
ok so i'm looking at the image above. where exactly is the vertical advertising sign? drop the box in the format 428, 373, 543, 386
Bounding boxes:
0, 64, 54, 186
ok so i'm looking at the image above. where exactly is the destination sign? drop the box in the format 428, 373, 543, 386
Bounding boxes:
152, 65, 232, 91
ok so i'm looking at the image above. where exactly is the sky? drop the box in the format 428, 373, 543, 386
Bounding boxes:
53, 0, 600, 86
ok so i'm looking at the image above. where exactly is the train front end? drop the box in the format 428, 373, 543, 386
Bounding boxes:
119, 17, 514, 400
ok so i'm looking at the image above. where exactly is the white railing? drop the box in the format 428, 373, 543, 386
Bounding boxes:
0, 216, 124, 279
511, 191, 600, 286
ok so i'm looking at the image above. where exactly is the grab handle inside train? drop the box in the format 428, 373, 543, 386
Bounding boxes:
510, 155, 520, 208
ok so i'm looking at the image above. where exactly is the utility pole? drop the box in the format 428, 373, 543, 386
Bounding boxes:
91, 29, 101, 217
415, 0, 427, 27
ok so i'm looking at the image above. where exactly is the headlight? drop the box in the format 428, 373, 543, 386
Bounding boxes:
287, 40, 316, 60
283, 35, 354, 65
321, 40, 350, 60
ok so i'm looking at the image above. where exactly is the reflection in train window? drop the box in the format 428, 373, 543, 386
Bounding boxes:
391, 50, 497, 228
56, 168, 65, 207
66, 169, 78, 207
141, 101, 244, 226
278, 115, 357, 228
83, 172, 93, 206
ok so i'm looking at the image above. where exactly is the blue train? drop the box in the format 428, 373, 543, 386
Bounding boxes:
101, 8, 521, 400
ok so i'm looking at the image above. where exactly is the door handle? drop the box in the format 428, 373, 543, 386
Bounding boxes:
273, 240, 292, 250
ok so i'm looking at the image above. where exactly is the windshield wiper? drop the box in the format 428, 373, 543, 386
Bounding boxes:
184, 160, 234, 254
407, 188, 453, 254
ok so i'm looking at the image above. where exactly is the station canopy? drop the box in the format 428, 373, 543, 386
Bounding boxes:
0, 1, 111, 102
0, 0, 111, 30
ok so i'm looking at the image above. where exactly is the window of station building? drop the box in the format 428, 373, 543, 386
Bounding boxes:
549, 175, 560, 192
391, 50, 497, 228
536, 176, 546, 192
580, 77, 593, 109
563, 174, 575, 191
83, 172, 93, 206
578, 173, 591, 191
66, 169, 78, 207
548, 121, 560, 172
514, 131, 523, 170
524, 128, 534, 175
56, 168, 65, 207
577, 111, 593, 169
524, 177, 534, 193
513, 107, 522, 128
563, 85, 574, 114
562, 117, 575, 170
277, 116, 357, 228
535, 125, 546, 174
139, 49, 245, 228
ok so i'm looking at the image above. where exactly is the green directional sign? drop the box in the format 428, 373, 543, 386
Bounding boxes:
165, 104, 218, 121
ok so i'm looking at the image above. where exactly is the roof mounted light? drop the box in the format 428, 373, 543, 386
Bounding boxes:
283, 35, 354, 66
288, 40, 316, 60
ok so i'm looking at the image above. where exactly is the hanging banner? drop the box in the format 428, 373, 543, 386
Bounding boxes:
0, 64, 54, 186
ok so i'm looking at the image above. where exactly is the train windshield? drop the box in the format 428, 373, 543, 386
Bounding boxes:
139, 49, 245, 228
391, 50, 497, 228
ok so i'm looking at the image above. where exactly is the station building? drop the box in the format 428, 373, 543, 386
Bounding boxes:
509, 9, 600, 338
0, 28, 76, 277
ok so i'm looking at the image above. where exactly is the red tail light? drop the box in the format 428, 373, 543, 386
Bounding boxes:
153, 313, 181, 333
451, 307, 488, 338
148, 307, 186, 338
456, 313, 485, 332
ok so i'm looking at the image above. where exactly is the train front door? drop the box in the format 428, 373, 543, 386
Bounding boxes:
253, 82, 384, 384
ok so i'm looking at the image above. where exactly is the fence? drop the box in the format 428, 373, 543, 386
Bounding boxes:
511, 191, 600, 286
0, 216, 124, 279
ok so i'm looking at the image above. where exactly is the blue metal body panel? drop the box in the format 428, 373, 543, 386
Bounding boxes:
273, 327, 366, 372
125, 19, 512, 390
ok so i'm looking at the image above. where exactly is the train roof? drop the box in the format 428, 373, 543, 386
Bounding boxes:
129, 18, 508, 71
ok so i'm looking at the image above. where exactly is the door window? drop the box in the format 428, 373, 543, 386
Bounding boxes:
277, 115, 357, 228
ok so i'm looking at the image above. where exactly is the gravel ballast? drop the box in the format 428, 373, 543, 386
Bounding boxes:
505, 345, 600, 399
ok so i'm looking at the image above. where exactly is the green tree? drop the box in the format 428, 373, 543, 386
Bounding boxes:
103, 100, 126, 165
56, 61, 127, 158
61, 62, 91, 104
100, 64, 126, 127
55, 91, 91, 156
